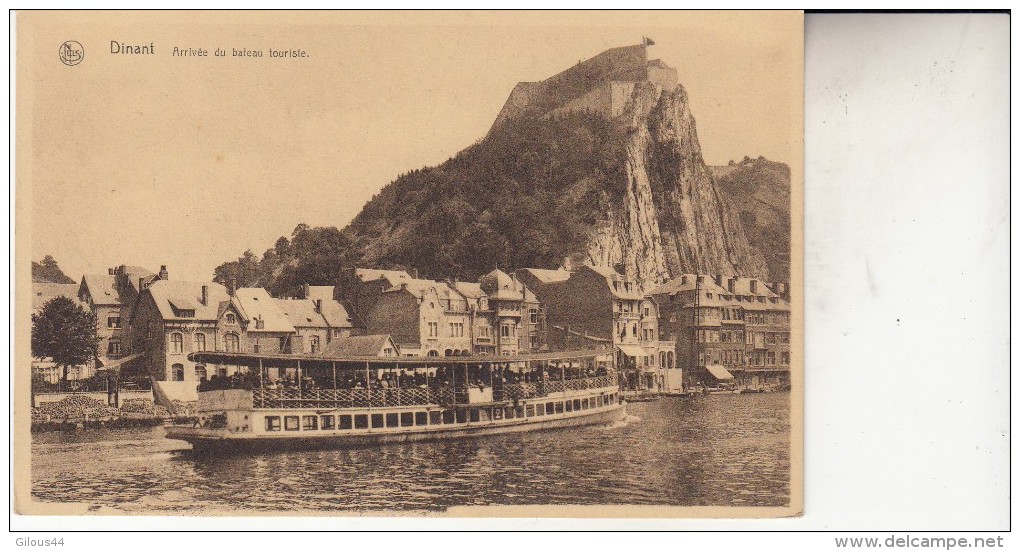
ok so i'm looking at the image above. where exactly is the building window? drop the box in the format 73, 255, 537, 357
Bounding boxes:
224, 333, 240, 352
279, 336, 291, 353
529, 308, 538, 324
309, 335, 320, 354
170, 333, 184, 354
225, 313, 236, 324
500, 325, 510, 338
107, 340, 122, 355
193, 333, 206, 352
195, 364, 207, 380
107, 316, 121, 328
171, 363, 184, 381
427, 322, 438, 337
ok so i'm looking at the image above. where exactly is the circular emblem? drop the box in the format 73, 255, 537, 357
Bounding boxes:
59, 41, 84, 66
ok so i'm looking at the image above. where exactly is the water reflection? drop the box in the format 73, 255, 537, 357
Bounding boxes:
32, 393, 790, 512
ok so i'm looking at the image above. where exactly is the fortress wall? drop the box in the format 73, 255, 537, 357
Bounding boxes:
547, 82, 614, 119
610, 81, 638, 117
647, 63, 679, 91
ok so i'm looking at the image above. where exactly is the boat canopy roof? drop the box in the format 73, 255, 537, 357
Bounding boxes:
188, 347, 615, 369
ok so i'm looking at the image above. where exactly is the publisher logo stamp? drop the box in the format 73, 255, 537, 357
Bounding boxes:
59, 41, 84, 66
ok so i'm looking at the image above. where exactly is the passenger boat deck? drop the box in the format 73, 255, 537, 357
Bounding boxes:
165, 348, 626, 452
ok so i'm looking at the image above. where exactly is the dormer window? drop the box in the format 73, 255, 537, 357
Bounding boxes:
225, 313, 236, 324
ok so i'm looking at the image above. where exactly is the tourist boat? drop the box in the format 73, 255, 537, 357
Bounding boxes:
164, 348, 625, 453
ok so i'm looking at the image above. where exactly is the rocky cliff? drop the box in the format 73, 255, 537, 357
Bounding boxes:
345, 44, 776, 289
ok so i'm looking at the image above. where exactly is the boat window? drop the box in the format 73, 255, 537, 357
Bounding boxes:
469, 408, 480, 423
265, 416, 281, 432
340, 415, 353, 430
573, 399, 581, 411
385, 413, 398, 427
455, 409, 467, 424
302, 416, 318, 430
597, 395, 603, 407
581, 398, 589, 410
354, 414, 368, 429
443, 410, 456, 424
526, 405, 536, 417
320, 415, 335, 430
565, 400, 573, 412
545, 403, 554, 415
371, 414, 384, 428
429, 411, 441, 425
503, 406, 513, 420
415, 412, 428, 426
554, 402, 564, 414
284, 416, 299, 431
400, 412, 414, 427
515, 406, 525, 418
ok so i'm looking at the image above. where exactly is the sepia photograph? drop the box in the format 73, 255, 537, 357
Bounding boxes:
14, 10, 803, 518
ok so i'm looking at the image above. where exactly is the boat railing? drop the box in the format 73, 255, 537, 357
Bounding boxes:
249, 376, 618, 409
252, 386, 464, 409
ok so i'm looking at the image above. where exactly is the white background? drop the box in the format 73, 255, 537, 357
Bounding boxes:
6, 10, 1012, 541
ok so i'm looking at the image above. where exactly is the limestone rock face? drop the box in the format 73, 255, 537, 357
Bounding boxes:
346, 45, 776, 290
576, 80, 770, 288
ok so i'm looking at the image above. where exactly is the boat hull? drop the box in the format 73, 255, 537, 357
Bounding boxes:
166, 403, 627, 454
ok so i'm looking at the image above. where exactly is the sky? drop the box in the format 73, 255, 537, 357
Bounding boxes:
21, 11, 802, 282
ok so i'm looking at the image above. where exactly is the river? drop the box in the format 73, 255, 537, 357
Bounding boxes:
31, 392, 790, 513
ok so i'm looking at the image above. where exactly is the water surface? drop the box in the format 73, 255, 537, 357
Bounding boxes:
32, 392, 790, 512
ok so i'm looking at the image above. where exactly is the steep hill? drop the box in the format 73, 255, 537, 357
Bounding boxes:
347, 44, 770, 288
216, 44, 785, 293
711, 158, 791, 281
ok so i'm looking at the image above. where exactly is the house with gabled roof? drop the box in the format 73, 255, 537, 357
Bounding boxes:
125, 270, 231, 383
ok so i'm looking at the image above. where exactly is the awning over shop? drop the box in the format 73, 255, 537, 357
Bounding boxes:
705, 364, 734, 381
616, 344, 646, 358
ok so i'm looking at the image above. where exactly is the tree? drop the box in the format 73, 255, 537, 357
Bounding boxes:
212, 250, 260, 288
31, 255, 75, 284
31, 296, 99, 382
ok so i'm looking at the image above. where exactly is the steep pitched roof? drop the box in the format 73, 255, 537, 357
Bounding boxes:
81, 274, 120, 306
452, 281, 485, 300
120, 266, 156, 293
33, 283, 83, 313
232, 288, 295, 332
355, 268, 412, 287
649, 275, 728, 297
583, 265, 644, 300
318, 334, 398, 358
480, 269, 537, 301
146, 280, 230, 321
518, 267, 571, 284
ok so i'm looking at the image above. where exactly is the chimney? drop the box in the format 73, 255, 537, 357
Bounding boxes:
200, 285, 208, 305
159, 265, 168, 280
139, 277, 147, 291
314, 299, 322, 313
696, 275, 705, 284
728, 277, 736, 293
228, 277, 237, 296
750, 279, 758, 294
681, 275, 688, 285
108, 268, 115, 275
302, 283, 310, 299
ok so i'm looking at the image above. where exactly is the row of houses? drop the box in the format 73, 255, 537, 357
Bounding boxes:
32, 262, 791, 393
